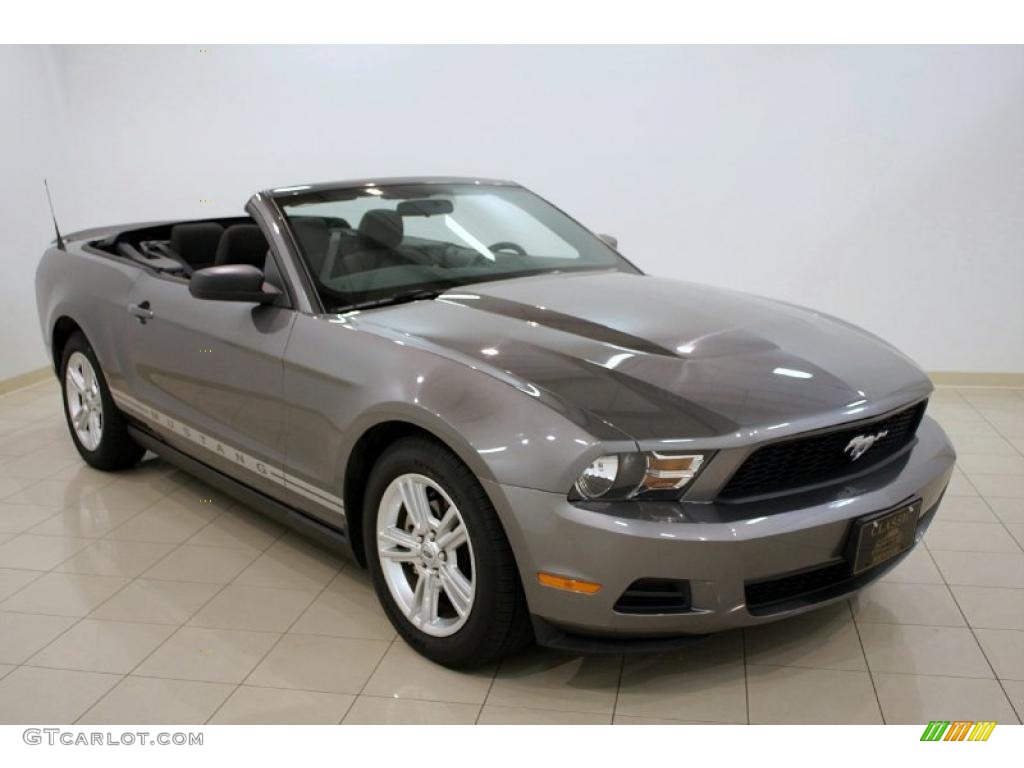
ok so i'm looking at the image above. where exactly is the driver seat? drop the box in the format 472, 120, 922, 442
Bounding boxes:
335, 210, 407, 276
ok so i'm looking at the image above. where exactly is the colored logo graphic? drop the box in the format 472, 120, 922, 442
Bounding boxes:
920, 721, 996, 741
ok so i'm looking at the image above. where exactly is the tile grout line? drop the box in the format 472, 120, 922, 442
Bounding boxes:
473, 654, 501, 725
932, 399, 1024, 723
942, 399, 1024, 548
0, 468, 187, 708
202, 537, 342, 725
0, 568, 48, 606
343, 635, 400, 725
1, 402, 360, 724
941, 588, 1022, 725
609, 652, 626, 726
72, 515, 289, 724
0, 410, 129, 501
0, 566, 338, 599
937, 391, 1024, 720
847, 599, 885, 724
954, 396, 1024, 551
51, 477, 286, 723
926, 463, 1023, 725
4, 459, 182, 537
77, 670, 369, 699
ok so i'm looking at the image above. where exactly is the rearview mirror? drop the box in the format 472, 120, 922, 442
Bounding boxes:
396, 199, 454, 217
598, 233, 618, 249
189, 265, 281, 304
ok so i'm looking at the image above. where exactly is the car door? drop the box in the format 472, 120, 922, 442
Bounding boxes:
118, 267, 294, 500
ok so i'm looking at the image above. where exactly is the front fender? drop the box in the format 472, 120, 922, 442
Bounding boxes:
284, 312, 635, 501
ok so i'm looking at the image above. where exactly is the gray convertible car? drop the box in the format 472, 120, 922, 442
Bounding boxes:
35, 177, 956, 667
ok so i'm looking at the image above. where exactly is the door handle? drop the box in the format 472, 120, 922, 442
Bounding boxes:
128, 301, 154, 324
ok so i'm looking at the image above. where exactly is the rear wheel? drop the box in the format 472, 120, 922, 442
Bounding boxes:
363, 436, 532, 668
60, 332, 145, 471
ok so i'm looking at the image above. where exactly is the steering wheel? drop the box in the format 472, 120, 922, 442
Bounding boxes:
488, 241, 528, 257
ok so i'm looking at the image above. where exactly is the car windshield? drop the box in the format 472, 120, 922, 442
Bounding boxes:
275, 182, 639, 311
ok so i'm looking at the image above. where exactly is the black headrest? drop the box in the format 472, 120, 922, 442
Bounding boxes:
170, 222, 224, 268
358, 209, 403, 249
215, 224, 269, 269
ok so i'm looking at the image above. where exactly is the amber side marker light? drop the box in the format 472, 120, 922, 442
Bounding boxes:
537, 572, 602, 594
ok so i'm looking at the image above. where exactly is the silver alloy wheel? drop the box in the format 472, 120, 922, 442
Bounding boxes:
376, 473, 476, 637
65, 351, 104, 451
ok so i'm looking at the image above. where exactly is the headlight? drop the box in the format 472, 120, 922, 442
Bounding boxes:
575, 455, 620, 499
572, 452, 708, 501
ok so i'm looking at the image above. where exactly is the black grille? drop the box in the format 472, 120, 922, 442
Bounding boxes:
614, 579, 692, 615
745, 561, 851, 613
719, 401, 927, 500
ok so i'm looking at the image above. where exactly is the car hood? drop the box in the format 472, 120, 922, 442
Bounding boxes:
353, 270, 932, 442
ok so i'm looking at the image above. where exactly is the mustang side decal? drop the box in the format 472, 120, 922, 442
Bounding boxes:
109, 388, 344, 514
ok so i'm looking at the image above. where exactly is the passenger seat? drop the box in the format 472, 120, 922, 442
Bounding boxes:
215, 224, 269, 270
169, 222, 224, 270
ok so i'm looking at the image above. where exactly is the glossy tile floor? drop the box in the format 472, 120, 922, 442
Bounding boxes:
1, 380, 1023, 725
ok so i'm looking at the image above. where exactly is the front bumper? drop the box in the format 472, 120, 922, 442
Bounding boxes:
484, 416, 955, 645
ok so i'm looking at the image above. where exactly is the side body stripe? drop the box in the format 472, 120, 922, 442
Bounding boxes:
110, 388, 344, 515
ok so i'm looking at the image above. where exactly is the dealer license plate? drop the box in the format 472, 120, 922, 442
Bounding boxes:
848, 500, 921, 576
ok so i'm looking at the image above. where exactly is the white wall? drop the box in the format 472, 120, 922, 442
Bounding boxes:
6, 45, 1024, 378
0, 46, 70, 380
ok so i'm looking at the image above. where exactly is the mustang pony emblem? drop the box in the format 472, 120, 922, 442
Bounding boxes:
845, 430, 889, 461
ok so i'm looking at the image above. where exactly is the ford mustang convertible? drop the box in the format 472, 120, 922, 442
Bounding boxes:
35, 177, 956, 667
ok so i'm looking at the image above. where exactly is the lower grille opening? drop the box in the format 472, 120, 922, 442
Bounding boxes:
614, 578, 692, 615
745, 561, 852, 614
744, 497, 940, 616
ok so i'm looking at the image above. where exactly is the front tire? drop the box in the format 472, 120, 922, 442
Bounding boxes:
363, 436, 531, 668
60, 331, 145, 471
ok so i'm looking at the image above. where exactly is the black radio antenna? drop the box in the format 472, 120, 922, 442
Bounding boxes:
44, 179, 66, 251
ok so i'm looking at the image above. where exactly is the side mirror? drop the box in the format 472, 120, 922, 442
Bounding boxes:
189, 264, 281, 304
597, 233, 618, 250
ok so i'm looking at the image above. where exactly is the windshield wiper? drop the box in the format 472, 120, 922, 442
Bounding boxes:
337, 288, 445, 313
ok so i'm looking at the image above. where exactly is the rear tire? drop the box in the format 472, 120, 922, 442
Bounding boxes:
60, 331, 145, 471
363, 436, 532, 668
